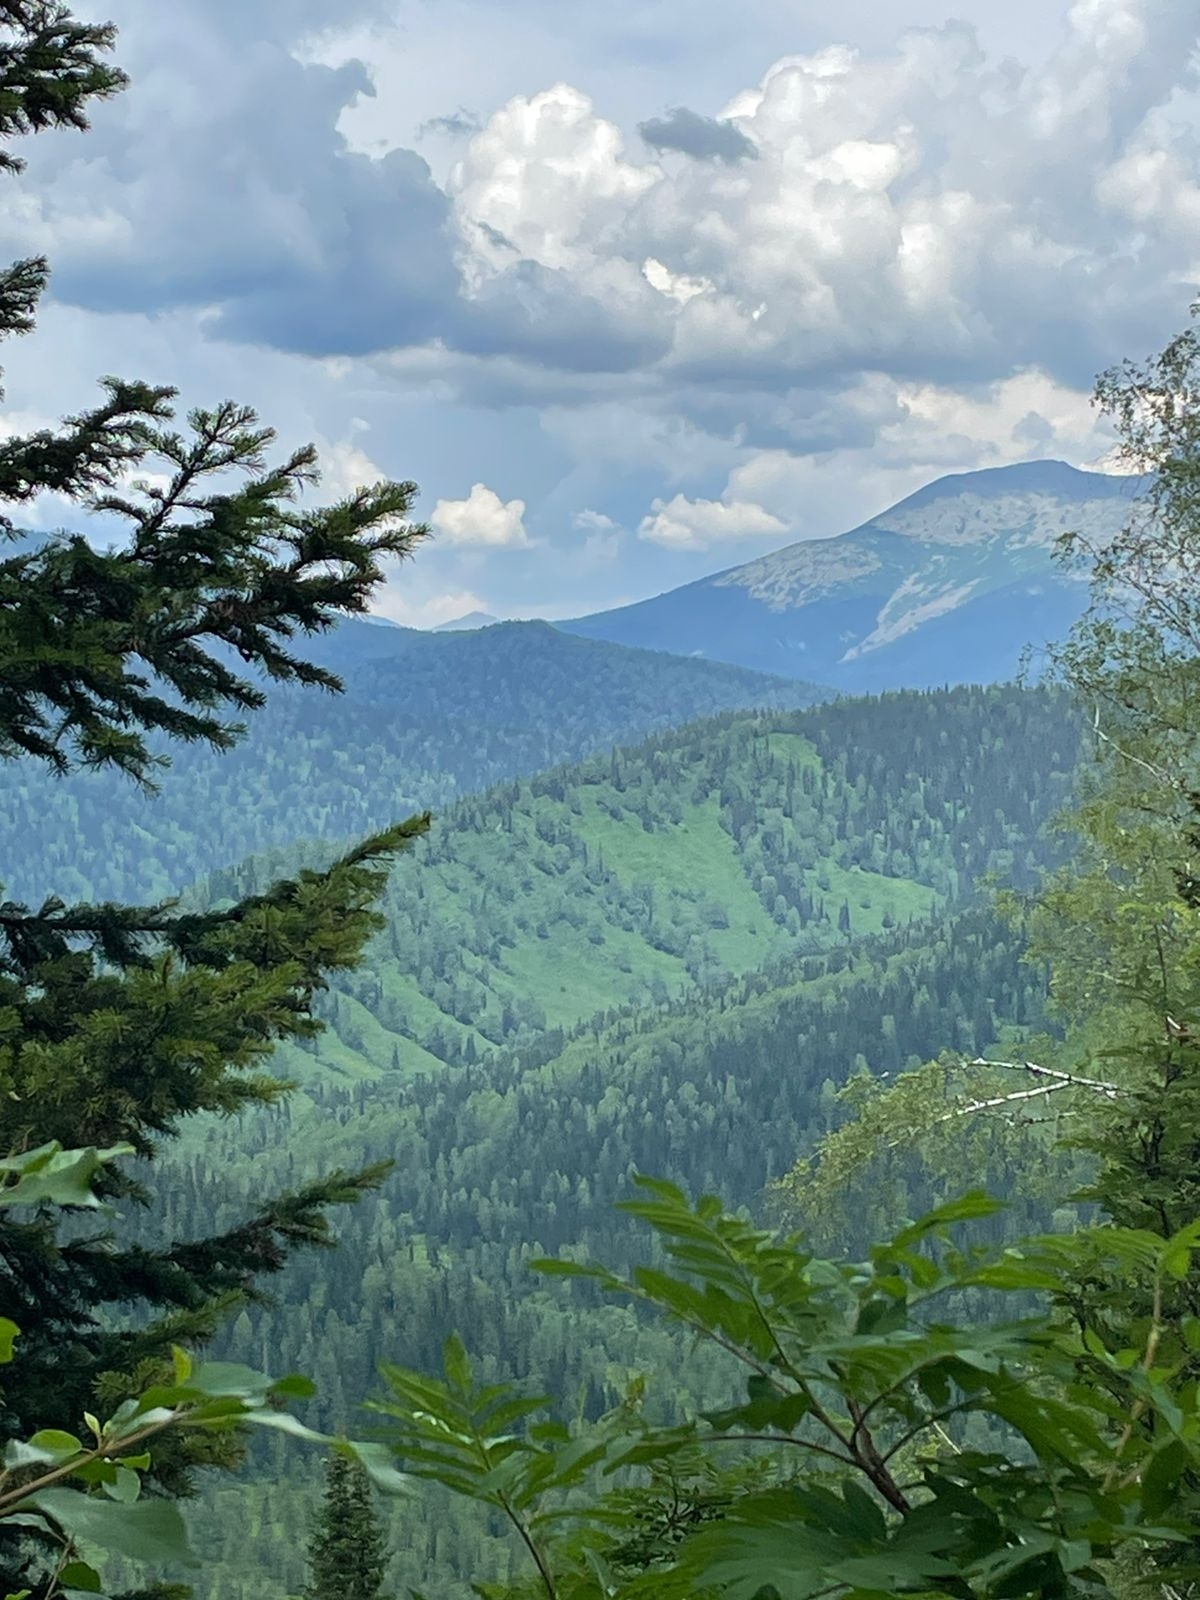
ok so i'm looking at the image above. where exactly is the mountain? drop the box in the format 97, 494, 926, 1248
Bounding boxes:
194, 684, 1082, 1078
563, 460, 1146, 689
433, 609, 499, 631
141, 684, 1083, 1598
0, 619, 822, 907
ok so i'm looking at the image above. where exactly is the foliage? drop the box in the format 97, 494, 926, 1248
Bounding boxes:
0, 5, 428, 1594
169, 686, 1080, 1074
0, 621, 823, 911
759, 299, 1200, 1591
0, 1144, 405, 1600
302, 1453, 390, 1600
375, 1181, 1200, 1599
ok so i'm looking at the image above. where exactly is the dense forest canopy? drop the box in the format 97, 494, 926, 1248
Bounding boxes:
3, 5, 1200, 1600
0, 621, 823, 908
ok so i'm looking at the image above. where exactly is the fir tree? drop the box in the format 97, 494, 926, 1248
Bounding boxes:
304, 1454, 390, 1600
0, 5, 430, 1593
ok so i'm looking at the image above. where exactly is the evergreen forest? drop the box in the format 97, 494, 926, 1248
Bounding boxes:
5, 9, 1200, 1600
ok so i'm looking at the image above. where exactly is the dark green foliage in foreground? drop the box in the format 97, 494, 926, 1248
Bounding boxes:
376, 1184, 1200, 1599
304, 1453, 390, 1600
0, 6, 430, 1592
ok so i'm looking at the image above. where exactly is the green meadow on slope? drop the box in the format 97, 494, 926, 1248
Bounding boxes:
0, 620, 822, 907
201, 684, 1079, 1085
103, 683, 1084, 1599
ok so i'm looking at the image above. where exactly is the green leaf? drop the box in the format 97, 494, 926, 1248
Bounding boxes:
0, 1142, 133, 1209
1142, 1438, 1190, 1516
58, 1563, 102, 1593
0, 1320, 18, 1366
442, 1334, 472, 1392
4, 1430, 82, 1470
341, 1440, 410, 1497
269, 1373, 317, 1400
24, 1488, 195, 1566
891, 1192, 1004, 1249
1161, 1218, 1200, 1280
103, 1465, 142, 1504
185, 1361, 273, 1399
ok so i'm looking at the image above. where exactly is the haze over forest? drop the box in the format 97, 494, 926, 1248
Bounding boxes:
1, 3, 1200, 1599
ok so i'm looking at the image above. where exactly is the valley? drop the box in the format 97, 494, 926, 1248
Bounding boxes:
5, 10, 1199, 1599
96, 679, 1082, 1597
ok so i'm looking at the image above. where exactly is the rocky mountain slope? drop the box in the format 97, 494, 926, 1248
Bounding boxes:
564, 460, 1145, 688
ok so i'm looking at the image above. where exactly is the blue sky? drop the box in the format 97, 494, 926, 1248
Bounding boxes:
2, 0, 1198, 625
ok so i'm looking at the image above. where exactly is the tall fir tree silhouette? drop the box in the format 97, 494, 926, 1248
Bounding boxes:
304, 1454, 391, 1600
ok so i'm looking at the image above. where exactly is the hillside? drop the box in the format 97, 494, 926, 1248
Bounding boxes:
110, 681, 1087, 1599
159, 907, 1057, 1600
0, 619, 821, 907
563, 460, 1145, 689
196, 685, 1084, 1077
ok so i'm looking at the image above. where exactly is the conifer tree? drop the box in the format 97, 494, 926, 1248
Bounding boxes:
0, 5, 430, 1593
303, 1454, 391, 1600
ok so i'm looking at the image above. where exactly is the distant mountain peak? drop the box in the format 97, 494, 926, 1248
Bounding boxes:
434, 610, 500, 632
562, 457, 1149, 691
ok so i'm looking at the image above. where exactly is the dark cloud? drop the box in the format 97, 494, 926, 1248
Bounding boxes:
637, 106, 757, 163
10, 37, 463, 359
418, 109, 483, 139
461, 261, 671, 374
0, 2, 676, 371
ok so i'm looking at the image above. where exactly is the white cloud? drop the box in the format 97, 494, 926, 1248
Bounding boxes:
642, 257, 712, 305
450, 83, 658, 282
876, 369, 1115, 470
639, 494, 787, 551
572, 508, 623, 565
311, 431, 388, 499
430, 481, 531, 547
573, 509, 619, 531
442, 1, 1199, 391
370, 586, 496, 628
4, 0, 1199, 629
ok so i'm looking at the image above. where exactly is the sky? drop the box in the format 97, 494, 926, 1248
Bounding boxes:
1, 0, 1198, 626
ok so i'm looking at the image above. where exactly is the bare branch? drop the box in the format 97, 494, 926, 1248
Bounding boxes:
934, 1059, 1125, 1124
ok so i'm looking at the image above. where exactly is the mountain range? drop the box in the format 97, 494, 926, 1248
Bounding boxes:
562, 459, 1145, 689
0, 619, 821, 908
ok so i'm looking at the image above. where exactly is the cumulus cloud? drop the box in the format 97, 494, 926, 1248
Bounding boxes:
310, 430, 389, 499
370, 587, 496, 628
431, 482, 531, 547
639, 494, 787, 551
5, 0, 1200, 627
9, 0, 1199, 399
638, 106, 757, 163
572, 508, 623, 566
445, 2, 1200, 394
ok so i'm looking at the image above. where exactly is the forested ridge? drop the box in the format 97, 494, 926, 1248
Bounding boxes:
110, 682, 1081, 1596
175, 684, 1082, 1074
7, 13, 1200, 1600
5, 677, 1083, 1594
0, 619, 821, 907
